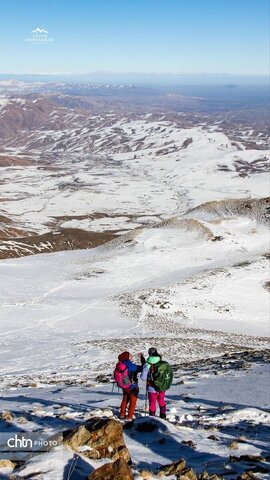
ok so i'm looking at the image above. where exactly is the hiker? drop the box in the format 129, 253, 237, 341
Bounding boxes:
141, 348, 173, 419
114, 351, 145, 421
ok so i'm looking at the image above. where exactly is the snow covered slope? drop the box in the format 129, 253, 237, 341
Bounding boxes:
0, 94, 269, 479
0, 116, 269, 239
0, 211, 268, 389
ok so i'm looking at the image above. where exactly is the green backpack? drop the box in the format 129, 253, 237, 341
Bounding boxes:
150, 360, 173, 392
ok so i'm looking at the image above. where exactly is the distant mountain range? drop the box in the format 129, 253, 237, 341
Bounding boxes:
0, 72, 268, 86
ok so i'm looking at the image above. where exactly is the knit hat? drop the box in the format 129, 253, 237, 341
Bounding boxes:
148, 347, 160, 357
118, 351, 130, 362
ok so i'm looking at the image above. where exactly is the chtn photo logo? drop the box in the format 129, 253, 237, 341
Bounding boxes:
0, 432, 62, 455
26, 27, 54, 44
7, 434, 33, 449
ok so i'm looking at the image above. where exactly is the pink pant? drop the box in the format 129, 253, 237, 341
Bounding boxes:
148, 391, 166, 416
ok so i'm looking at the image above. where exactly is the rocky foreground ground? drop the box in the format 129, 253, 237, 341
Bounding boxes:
0, 349, 269, 479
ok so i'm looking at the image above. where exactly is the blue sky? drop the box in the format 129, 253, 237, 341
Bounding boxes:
0, 0, 269, 75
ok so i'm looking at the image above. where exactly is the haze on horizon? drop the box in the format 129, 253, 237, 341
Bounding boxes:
0, 0, 269, 79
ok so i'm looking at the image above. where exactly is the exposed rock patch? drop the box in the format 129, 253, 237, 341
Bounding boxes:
0, 410, 14, 422
88, 458, 134, 480
159, 458, 186, 476
63, 418, 131, 463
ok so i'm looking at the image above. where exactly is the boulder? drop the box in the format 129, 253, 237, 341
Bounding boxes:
139, 470, 155, 479
238, 455, 266, 463
178, 468, 197, 480
238, 471, 258, 480
17, 416, 28, 424
198, 473, 224, 480
181, 439, 196, 448
88, 458, 134, 480
207, 435, 219, 442
230, 454, 266, 464
0, 459, 16, 469
1, 410, 14, 422
159, 458, 186, 476
63, 418, 130, 462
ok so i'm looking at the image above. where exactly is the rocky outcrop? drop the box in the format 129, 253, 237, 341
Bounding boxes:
198, 473, 223, 480
238, 471, 259, 480
63, 418, 130, 462
159, 459, 198, 479
159, 458, 186, 476
0, 410, 14, 422
159, 458, 197, 480
88, 458, 134, 480
179, 470, 198, 480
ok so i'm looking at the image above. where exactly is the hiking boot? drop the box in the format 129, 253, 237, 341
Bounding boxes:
125, 415, 135, 422
160, 412, 166, 420
149, 411, 156, 416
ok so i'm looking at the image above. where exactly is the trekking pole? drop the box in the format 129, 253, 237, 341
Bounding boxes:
144, 384, 148, 414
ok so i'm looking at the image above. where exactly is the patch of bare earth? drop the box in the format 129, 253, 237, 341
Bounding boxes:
0, 215, 34, 239
0, 228, 116, 259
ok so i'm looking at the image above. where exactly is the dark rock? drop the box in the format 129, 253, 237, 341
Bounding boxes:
159, 437, 166, 444
181, 440, 196, 448
178, 467, 197, 480
230, 454, 266, 464
238, 455, 266, 463
212, 236, 223, 242
182, 137, 193, 149
95, 374, 111, 383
